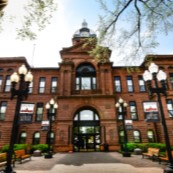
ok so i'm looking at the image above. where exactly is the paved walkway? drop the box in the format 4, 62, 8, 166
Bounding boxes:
5, 152, 168, 173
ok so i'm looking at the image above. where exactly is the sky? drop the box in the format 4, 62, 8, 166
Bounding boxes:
0, 0, 173, 68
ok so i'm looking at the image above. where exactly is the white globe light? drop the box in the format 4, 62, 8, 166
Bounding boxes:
45, 103, 50, 109
10, 72, 19, 83
25, 71, 33, 82
18, 64, 27, 75
50, 98, 55, 105
148, 63, 159, 74
123, 102, 128, 107
118, 98, 124, 103
157, 70, 167, 81
54, 103, 58, 109
143, 70, 152, 81
115, 103, 120, 108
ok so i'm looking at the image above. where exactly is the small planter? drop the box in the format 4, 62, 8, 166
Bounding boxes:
122, 152, 131, 157
33, 150, 41, 157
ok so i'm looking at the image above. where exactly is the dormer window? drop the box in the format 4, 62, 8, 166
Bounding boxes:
76, 63, 96, 90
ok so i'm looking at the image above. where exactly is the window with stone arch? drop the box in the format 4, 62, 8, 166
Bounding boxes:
33, 131, 40, 145
133, 130, 141, 143
19, 131, 27, 144
147, 129, 155, 143
46, 131, 55, 144
75, 63, 96, 90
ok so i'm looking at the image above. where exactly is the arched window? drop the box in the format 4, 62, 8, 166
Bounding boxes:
74, 110, 99, 121
76, 63, 96, 90
33, 132, 40, 145
46, 132, 55, 144
147, 130, 155, 143
19, 132, 27, 144
133, 130, 141, 143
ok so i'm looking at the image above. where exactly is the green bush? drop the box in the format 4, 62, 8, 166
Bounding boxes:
0, 144, 30, 153
0, 144, 9, 153
31, 144, 48, 153
0, 144, 48, 153
147, 143, 166, 152
126, 143, 137, 152
14, 144, 28, 151
126, 143, 166, 152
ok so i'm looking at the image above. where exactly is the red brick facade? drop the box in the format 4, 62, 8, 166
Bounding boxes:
0, 24, 173, 152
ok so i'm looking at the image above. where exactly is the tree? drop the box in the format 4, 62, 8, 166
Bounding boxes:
93, 0, 173, 65
0, 0, 57, 40
0, 0, 7, 11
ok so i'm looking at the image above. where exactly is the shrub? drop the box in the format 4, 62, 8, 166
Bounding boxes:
31, 144, 48, 153
126, 143, 166, 152
0, 144, 9, 153
14, 144, 28, 151
0, 144, 31, 153
147, 143, 166, 152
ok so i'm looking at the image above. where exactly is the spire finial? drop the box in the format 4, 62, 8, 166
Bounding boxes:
82, 19, 88, 28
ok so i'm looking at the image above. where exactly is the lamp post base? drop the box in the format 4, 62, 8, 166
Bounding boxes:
3, 168, 16, 173
122, 152, 131, 157
44, 152, 53, 159
164, 167, 173, 173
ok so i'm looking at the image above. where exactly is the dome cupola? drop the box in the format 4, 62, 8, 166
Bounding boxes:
73, 20, 96, 38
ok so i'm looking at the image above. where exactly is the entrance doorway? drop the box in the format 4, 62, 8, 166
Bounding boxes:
73, 109, 100, 152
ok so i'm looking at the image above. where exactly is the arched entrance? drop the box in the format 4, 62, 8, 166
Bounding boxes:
73, 109, 100, 152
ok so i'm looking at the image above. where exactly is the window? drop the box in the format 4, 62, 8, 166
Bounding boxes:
46, 132, 55, 144
114, 76, 121, 92
167, 99, 173, 117
0, 76, 2, 92
33, 132, 40, 144
129, 101, 138, 120
51, 77, 57, 93
138, 76, 146, 92
133, 130, 141, 142
126, 76, 134, 92
76, 63, 96, 90
36, 103, 44, 121
169, 73, 173, 89
28, 81, 33, 93
119, 130, 124, 143
147, 130, 155, 143
7, 68, 13, 73
4, 75, 11, 92
38, 77, 46, 93
19, 132, 27, 144
74, 110, 99, 121
0, 102, 7, 120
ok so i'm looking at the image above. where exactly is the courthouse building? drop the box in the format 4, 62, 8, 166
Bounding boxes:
0, 21, 173, 152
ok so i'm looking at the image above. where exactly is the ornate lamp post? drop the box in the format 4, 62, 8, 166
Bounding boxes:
115, 98, 131, 157
5, 64, 33, 173
143, 62, 173, 173
44, 98, 58, 159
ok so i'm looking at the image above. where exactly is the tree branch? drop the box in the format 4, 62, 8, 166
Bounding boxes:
103, 0, 133, 34
134, 0, 142, 47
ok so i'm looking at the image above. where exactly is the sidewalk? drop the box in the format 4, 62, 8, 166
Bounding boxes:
12, 152, 166, 173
